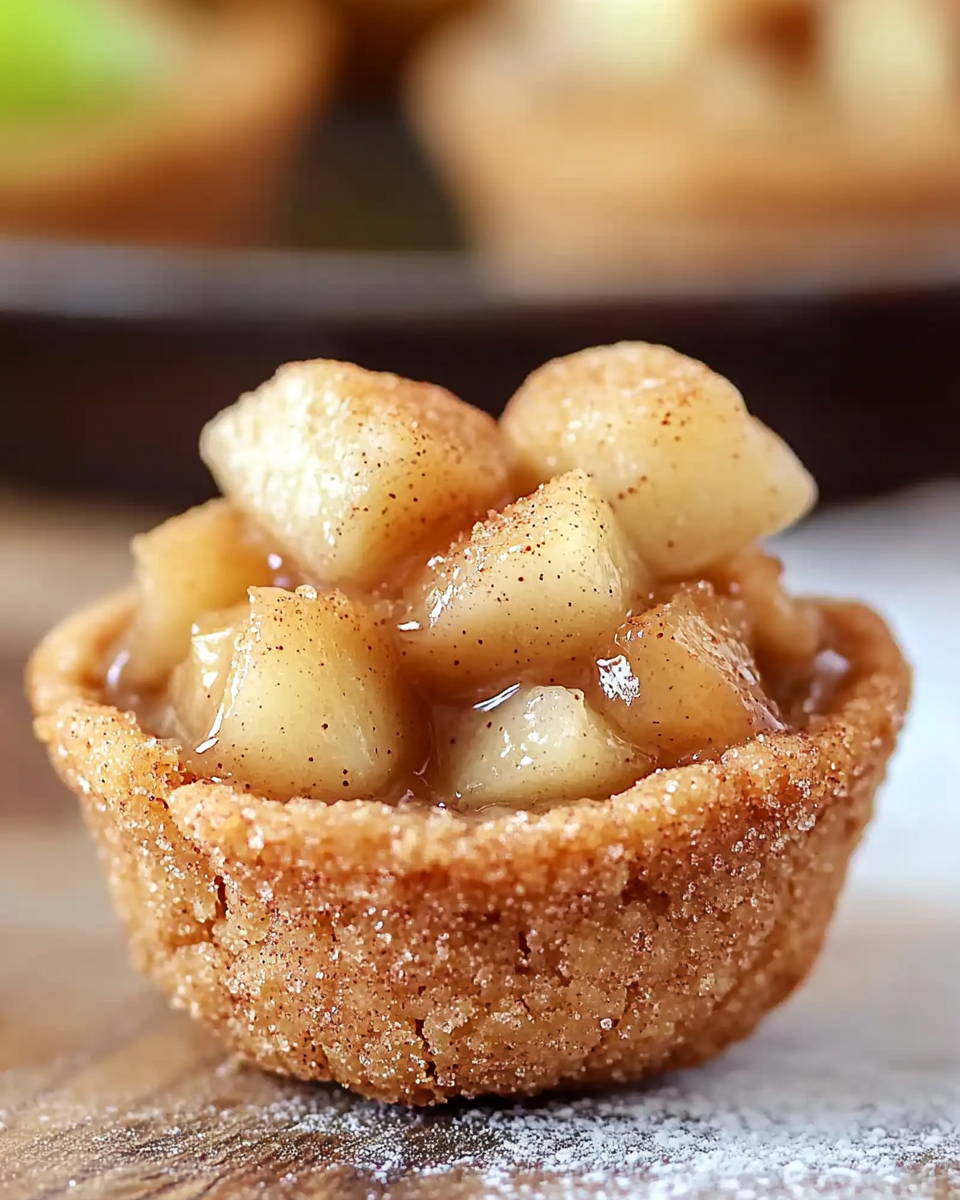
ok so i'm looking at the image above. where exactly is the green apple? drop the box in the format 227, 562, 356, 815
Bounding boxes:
0, 0, 169, 118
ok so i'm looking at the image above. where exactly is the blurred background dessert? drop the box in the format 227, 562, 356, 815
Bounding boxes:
1, 0, 959, 516
0, 0, 337, 246
408, 0, 960, 284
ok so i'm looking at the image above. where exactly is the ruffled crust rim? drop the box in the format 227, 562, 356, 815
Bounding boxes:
30, 589, 909, 888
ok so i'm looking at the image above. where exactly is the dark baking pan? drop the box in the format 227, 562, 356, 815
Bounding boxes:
2, 234, 959, 512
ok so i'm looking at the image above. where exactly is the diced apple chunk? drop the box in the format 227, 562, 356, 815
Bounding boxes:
589, 582, 783, 766
823, 0, 956, 118
122, 499, 273, 693
200, 360, 511, 593
173, 586, 422, 802
520, 0, 707, 85
444, 685, 652, 810
399, 470, 649, 699
167, 604, 247, 752
500, 343, 816, 578
707, 547, 822, 665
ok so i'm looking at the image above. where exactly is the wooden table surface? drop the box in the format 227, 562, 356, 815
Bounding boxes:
1, 490, 957, 1200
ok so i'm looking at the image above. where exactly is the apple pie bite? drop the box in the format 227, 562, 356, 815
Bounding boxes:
29, 344, 909, 1105
407, 0, 960, 284
0, 0, 336, 247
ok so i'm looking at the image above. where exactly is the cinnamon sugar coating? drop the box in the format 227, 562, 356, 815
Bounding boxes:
28, 591, 909, 1105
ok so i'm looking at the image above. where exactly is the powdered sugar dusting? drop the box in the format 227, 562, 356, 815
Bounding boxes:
252, 893, 958, 1196
279, 1042, 959, 1196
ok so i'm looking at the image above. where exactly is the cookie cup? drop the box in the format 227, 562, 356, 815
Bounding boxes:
0, 0, 337, 248
29, 590, 909, 1105
407, 12, 960, 287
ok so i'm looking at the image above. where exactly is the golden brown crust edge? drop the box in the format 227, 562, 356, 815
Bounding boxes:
28, 591, 910, 1105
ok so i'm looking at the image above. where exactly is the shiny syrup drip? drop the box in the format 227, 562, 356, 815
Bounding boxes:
111, 645, 848, 810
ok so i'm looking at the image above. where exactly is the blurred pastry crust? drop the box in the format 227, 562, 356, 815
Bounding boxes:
407, 9, 960, 285
0, 0, 337, 247
29, 588, 909, 1105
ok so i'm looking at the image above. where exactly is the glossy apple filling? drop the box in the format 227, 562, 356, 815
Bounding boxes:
105, 345, 831, 812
